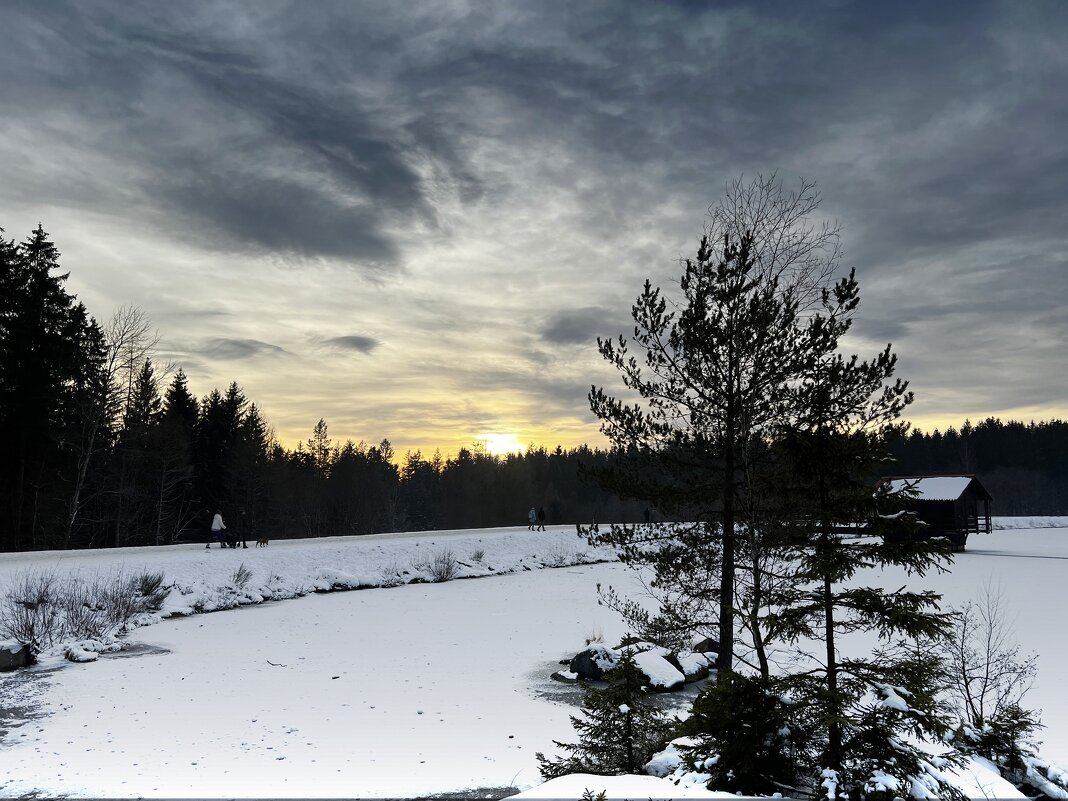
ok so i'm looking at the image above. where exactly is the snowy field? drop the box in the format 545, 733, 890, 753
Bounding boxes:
1, 520, 1066, 798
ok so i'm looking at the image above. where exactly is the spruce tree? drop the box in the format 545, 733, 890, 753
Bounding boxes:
536, 648, 671, 779
761, 269, 964, 799
0, 225, 110, 549
155, 370, 198, 544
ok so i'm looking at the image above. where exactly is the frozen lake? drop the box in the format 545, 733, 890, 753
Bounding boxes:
1, 523, 1066, 797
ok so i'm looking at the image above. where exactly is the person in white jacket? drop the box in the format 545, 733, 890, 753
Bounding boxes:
207, 510, 226, 549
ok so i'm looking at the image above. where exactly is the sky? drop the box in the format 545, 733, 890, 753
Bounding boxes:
2, 1, 1067, 458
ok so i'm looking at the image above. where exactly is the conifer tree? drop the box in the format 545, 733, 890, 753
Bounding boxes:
536, 648, 671, 779
0, 225, 109, 549
584, 176, 841, 673
112, 359, 164, 545
154, 370, 198, 544
758, 269, 964, 799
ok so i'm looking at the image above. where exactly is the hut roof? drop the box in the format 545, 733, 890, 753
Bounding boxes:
886, 475, 992, 502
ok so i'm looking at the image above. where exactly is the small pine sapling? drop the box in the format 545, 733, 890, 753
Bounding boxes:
536, 647, 671, 779
677, 670, 816, 796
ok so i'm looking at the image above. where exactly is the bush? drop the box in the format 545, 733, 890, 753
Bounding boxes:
428, 549, 459, 582
0, 570, 63, 653
59, 575, 110, 641
0, 567, 161, 654
378, 558, 407, 587
231, 563, 253, 590
100, 571, 143, 633
136, 571, 170, 610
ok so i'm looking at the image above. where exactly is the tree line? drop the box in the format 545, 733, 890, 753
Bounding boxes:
3, 220, 1064, 556
0, 223, 644, 553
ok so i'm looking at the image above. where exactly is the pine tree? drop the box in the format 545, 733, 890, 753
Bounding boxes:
536, 648, 671, 779
231, 402, 271, 543
678, 670, 817, 795
584, 176, 841, 673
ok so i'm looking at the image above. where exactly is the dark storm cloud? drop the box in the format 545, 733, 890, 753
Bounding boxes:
0, 1, 474, 267
541, 307, 614, 347
323, 335, 380, 354
200, 338, 287, 360
8, 1, 1066, 266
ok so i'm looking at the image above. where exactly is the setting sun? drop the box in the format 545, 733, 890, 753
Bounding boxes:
480, 433, 526, 457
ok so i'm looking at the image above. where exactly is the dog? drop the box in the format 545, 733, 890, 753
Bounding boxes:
256, 537, 269, 548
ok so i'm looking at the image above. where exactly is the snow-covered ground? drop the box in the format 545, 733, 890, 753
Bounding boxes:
0, 520, 1066, 798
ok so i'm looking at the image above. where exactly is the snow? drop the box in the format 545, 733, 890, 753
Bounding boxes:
950, 755, 1026, 800
875, 682, 912, 712
585, 643, 620, 672
632, 649, 685, 690
675, 650, 710, 677
0, 519, 1066, 798
510, 772, 736, 799
888, 476, 974, 501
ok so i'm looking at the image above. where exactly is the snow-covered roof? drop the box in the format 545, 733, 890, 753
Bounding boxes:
888, 475, 975, 501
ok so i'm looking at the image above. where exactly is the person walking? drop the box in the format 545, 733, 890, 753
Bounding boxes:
207, 510, 226, 549
528, 507, 536, 530
536, 506, 546, 531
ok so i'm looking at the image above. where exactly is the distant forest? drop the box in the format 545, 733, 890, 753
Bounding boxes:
0, 225, 1063, 552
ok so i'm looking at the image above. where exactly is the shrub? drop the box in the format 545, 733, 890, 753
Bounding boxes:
0, 570, 63, 653
543, 543, 579, 567
428, 549, 459, 582
0, 568, 151, 652
59, 575, 110, 641
136, 571, 170, 610
378, 558, 407, 587
231, 563, 253, 590
100, 571, 144, 633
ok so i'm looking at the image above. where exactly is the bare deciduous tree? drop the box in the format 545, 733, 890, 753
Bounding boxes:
943, 582, 1038, 729
64, 305, 161, 547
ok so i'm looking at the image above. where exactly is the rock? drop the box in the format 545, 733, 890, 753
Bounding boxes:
663, 652, 684, 673
675, 651, 711, 683
693, 637, 719, 655
568, 644, 620, 680
64, 644, 99, 663
632, 650, 685, 693
550, 670, 580, 684
0, 640, 32, 671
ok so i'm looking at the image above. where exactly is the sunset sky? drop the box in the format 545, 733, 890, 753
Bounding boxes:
3, 2, 1067, 458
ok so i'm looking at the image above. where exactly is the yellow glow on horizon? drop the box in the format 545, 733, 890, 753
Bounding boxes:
479, 432, 527, 457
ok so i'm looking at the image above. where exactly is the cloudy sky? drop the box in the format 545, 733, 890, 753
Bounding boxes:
3, 1, 1067, 457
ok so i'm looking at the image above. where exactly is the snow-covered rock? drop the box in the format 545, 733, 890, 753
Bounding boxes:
676, 651, 711, 682
0, 639, 32, 670
632, 649, 685, 692
569, 644, 620, 680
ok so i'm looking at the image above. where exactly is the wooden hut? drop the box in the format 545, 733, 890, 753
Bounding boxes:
883, 475, 993, 552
